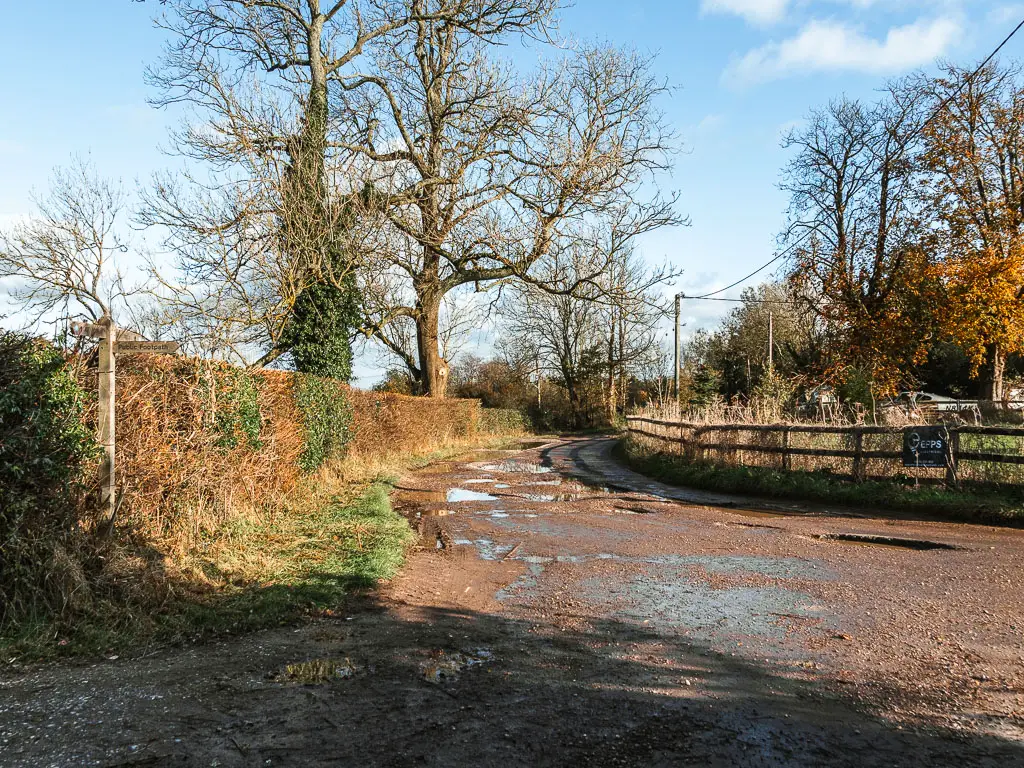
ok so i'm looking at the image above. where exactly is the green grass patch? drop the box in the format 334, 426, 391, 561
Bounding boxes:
619, 437, 1024, 526
155, 483, 414, 640
1, 482, 414, 661
1, 433, 533, 663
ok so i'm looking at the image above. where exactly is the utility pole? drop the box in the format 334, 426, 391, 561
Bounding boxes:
536, 353, 542, 408
768, 311, 774, 372
674, 293, 682, 410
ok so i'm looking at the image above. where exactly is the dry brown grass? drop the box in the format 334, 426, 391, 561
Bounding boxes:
631, 402, 1024, 486
107, 357, 491, 554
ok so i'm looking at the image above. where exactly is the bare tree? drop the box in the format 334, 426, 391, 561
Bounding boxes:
781, 89, 934, 394
500, 234, 675, 427
141, 0, 561, 368
341, 23, 681, 396
0, 158, 138, 331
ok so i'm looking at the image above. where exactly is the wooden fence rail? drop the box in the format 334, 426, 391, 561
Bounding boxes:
625, 416, 1024, 487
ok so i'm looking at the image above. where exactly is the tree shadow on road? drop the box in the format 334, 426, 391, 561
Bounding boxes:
22, 596, 1013, 768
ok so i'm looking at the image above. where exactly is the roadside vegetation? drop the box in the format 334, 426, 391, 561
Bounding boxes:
1, 432, 523, 662
0, 337, 524, 661
620, 437, 1024, 526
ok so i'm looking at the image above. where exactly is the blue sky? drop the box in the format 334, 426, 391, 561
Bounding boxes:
1, 1, 1023, 385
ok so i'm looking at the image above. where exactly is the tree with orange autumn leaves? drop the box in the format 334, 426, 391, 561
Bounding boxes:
781, 89, 940, 398
782, 62, 1024, 402
919, 63, 1024, 402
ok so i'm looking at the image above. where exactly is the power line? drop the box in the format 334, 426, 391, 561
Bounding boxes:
689, 15, 1024, 302
692, 235, 809, 299
682, 296, 799, 305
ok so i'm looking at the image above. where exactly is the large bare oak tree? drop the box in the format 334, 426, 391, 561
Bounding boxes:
142, 0, 556, 367
344, 22, 679, 395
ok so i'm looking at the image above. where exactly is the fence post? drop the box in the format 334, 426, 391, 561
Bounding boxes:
97, 317, 116, 524
781, 427, 791, 471
852, 427, 865, 482
945, 428, 960, 490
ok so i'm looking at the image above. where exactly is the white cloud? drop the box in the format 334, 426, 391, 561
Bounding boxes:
701, 0, 790, 25
724, 16, 961, 85
702, 0, 965, 26
987, 4, 1024, 25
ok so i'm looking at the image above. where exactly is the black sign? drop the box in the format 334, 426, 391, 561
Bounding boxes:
902, 426, 948, 468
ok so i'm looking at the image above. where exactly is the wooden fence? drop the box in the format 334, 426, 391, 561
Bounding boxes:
625, 416, 1024, 487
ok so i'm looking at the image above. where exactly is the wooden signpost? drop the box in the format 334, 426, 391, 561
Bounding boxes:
72, 317, 180, 524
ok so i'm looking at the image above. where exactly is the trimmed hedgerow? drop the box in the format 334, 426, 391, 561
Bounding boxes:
480, 407, 529, 435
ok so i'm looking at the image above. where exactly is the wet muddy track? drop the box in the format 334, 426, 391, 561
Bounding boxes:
3, 437, 1024, 767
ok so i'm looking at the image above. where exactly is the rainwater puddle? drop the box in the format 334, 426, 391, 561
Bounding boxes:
495, 483, 511, 489
401, 489, 445, 503
468, 539, 516, 560
471, 461, 553, 474
462, 478, 496, 485
420, 649, 494, 683
447, 488, 499, 503
809, 533, 961, 551
515, 440, 549, 450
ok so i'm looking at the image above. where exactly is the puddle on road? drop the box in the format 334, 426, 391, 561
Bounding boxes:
471, 461, 554, 474
411, 462, 456, 476
460, 539, 516, 560
515, 440, 549, 450
400, 489, 446, 504
420, 649, 494, 683
461, 478, 496, 485
447, 488, 499, 503
809, 533, 962, 551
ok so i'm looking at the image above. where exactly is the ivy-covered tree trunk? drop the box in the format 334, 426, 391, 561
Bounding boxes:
281, 277, 360, 380
278, 23, 359, 380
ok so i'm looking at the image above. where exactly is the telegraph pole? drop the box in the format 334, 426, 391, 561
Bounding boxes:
674, 293, 683, 410
768, 311, 774, 372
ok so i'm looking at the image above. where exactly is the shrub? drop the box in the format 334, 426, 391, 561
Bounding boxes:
211, 366, 263, 450
479, 407, 528, 435
294, 373, 354, 472
0, 333, 99, 627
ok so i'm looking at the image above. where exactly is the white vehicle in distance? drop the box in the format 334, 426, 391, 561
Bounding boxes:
882, 391, 980, 420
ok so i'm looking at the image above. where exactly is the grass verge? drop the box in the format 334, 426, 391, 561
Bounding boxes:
618, 437, 1024, 526
2, 434, 528, 662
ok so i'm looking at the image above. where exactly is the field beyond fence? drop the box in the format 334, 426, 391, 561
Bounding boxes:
625, 416, 1024, 488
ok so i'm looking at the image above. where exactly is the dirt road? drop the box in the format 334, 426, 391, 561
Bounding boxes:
3, 437, 1024, 766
